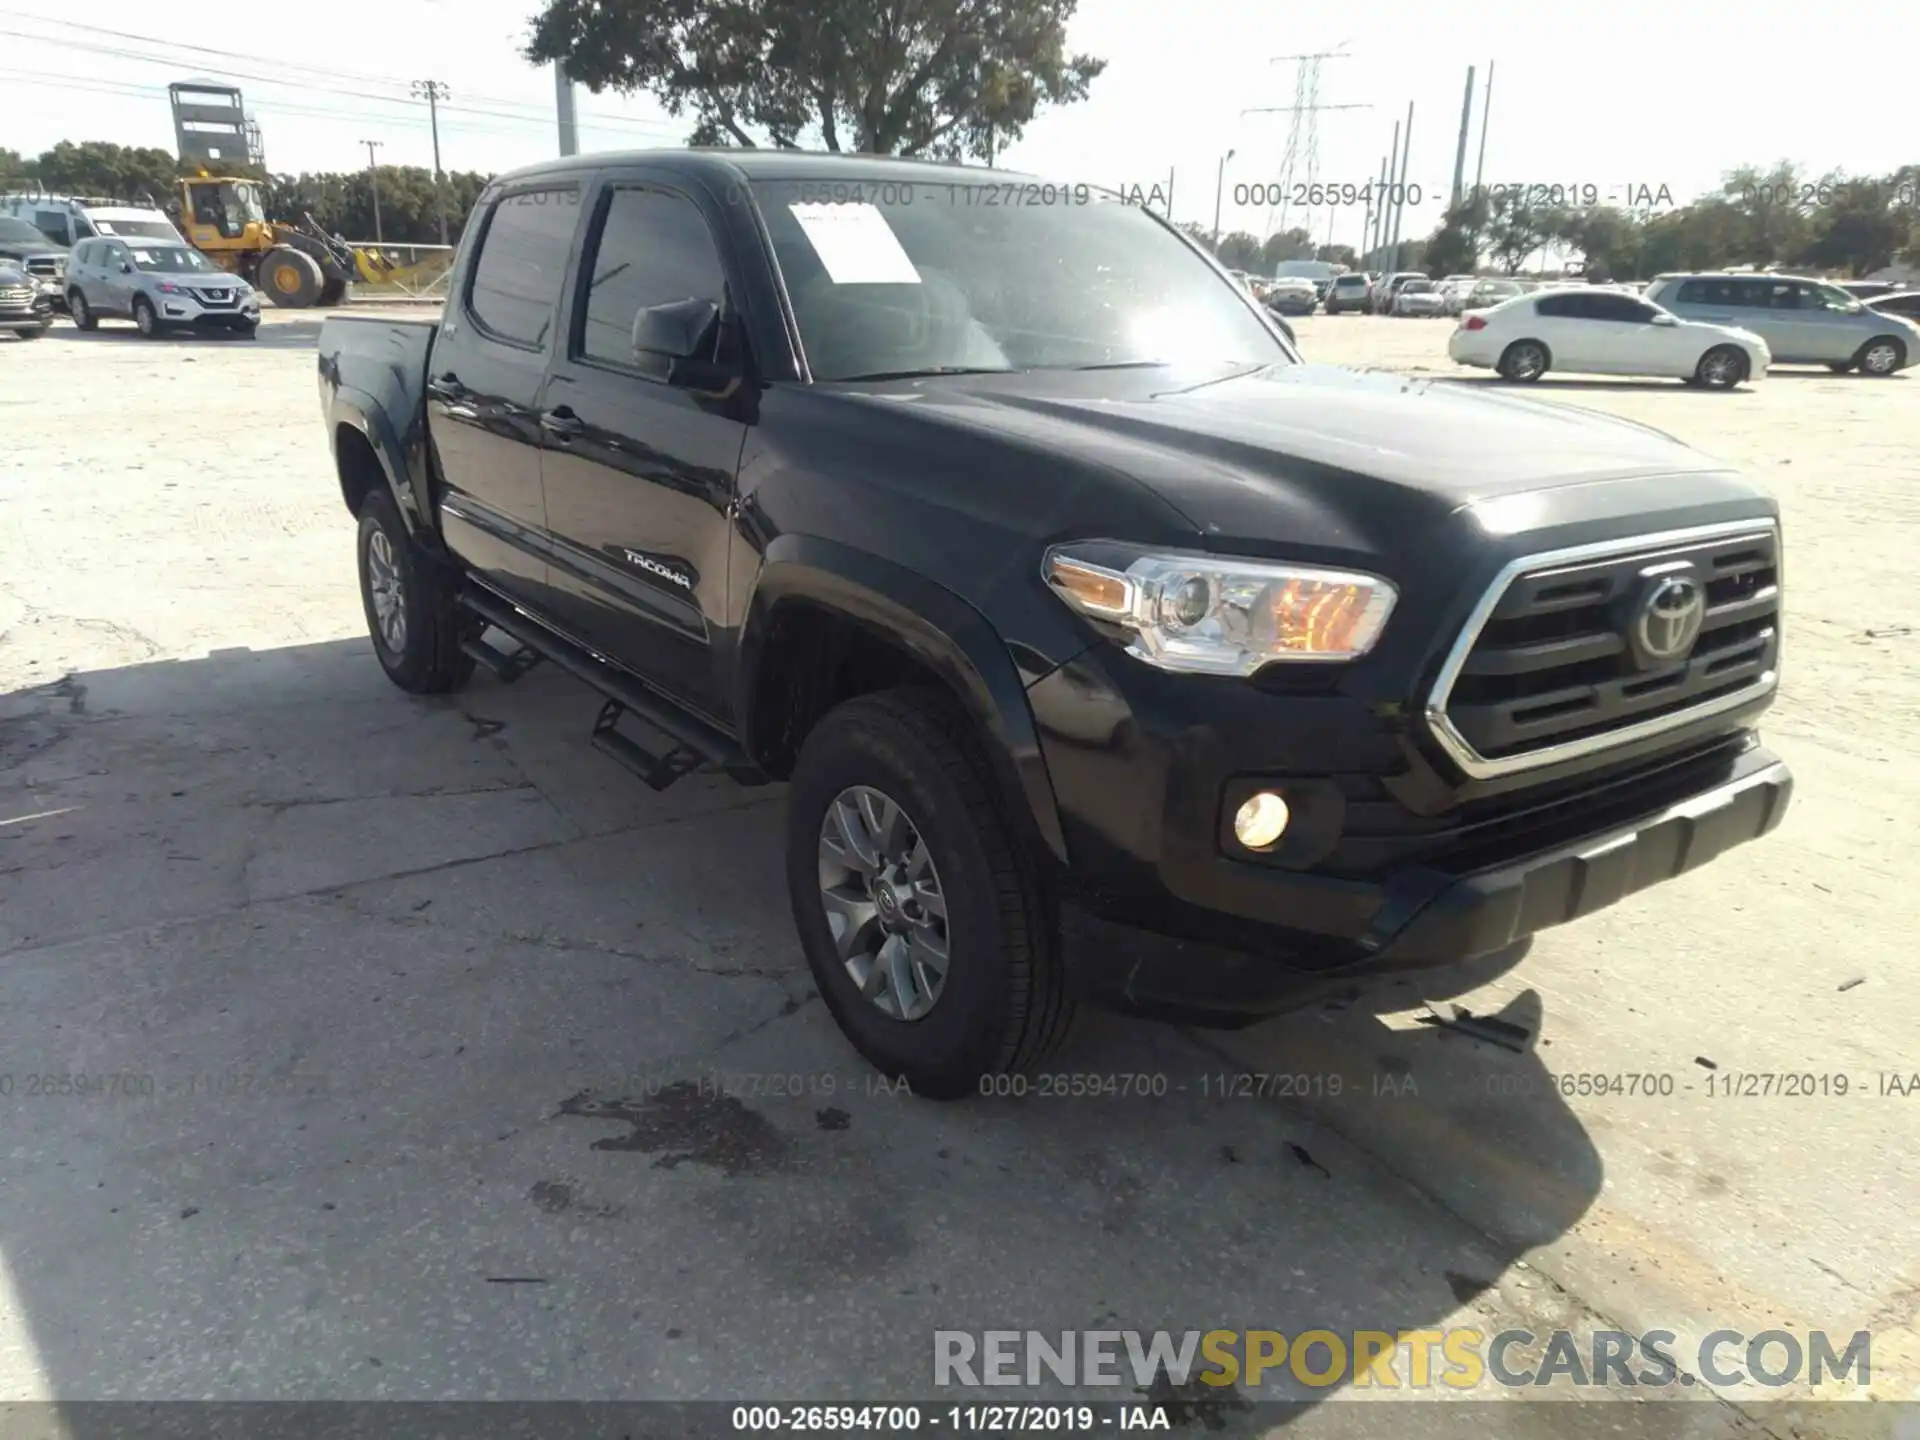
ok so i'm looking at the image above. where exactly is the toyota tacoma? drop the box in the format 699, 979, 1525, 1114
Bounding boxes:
317, 152, 1791, 1098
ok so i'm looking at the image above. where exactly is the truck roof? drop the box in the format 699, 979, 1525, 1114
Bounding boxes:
489, 148, 1047, 190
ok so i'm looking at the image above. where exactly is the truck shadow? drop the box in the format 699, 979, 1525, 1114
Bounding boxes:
0, 639, 1602, 1424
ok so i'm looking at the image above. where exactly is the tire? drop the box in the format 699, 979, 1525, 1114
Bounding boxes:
318, 272, 348, 306
1854, 336, 1906, 377
131, 296, 163, 338
230, 320, 260, 339
1497, 340, 1549, 382
1694, 345, 1748, 390
67, 291, 97, 331
260, 247, 324, 308
786, 688, 1075, 1099
355, 488, 477, 694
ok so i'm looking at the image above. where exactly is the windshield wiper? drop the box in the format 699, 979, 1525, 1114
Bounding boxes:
1065, 360, 1172, 371
833, 365, 1016, 382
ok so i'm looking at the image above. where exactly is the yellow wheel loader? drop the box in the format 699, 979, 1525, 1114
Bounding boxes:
170, 176, 355, 308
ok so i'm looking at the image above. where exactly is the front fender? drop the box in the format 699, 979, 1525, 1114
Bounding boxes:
741, 534, 1069, 868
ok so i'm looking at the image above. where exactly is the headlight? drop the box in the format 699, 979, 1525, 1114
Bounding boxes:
1044, 544, 1397, 674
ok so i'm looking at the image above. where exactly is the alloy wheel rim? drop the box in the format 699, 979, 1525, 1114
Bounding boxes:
136, 304, 153, 334
1513, 347, 1543, 378
1864, 344, 1897, 374
366, 530, 407, 652
817, 784, 950, 1021
1703, 353, 1738, 386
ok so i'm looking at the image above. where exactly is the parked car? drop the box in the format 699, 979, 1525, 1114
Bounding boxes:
0, 194, 185, 247
1462, 278, 1522, 311
1372, 271, 1427, 313
1392, 278, 1448, 317
1448, 285, 1769, 388
64, 236, 261, 338
1323, 272, 1372, 314
1867, 290, 1920, 322
1264, 277, 1318, 315
0, 261, 54, 339
1644, 272, 1920, 376
1436, 278, 1482, 316
0, 215, 68, 308
1836, 280, 1902, 301
317, 150, 1791, 1096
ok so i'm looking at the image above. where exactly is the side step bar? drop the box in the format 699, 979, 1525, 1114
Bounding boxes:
458, 586, 765, 792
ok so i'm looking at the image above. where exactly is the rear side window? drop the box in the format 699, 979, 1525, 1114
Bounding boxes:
1535, 293, 1585, 317
466, 187, 580, 349
577, 186, 727, 367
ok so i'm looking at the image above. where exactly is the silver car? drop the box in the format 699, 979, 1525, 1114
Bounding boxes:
1644, 273, 1920, 375
65, 236, 261, 338
1391, 278, 1448, 317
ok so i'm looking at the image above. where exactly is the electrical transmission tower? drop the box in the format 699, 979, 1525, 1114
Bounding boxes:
1243, 47, 1369, 246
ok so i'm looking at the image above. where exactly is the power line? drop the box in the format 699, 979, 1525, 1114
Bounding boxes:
0, 19, 687, 141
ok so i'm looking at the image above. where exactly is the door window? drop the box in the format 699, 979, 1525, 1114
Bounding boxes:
576, 186, 728, 368
465, 187, 580, 350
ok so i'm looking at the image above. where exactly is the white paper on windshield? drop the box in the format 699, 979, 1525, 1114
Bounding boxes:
788, 202, 920, 285
130, 249, 156, 264
96, 222, 119, 235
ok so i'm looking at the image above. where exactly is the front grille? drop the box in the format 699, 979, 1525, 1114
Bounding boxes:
194, 289, 238, 307
1427, 521, 1780, 777
25, 258, 61, 278
0, 285, 34, 305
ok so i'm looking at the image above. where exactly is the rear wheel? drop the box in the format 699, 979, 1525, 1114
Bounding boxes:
355, 488, 477, 693
1694, 345, 1748, 390
260, 247, 324, 308
1497, 340, 1549, 382
786, 688, 1075, 1099
1855, 336, 1906, 376
67, 291, 97, 330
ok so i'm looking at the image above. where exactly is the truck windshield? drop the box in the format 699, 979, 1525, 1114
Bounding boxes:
748, 180, 1292, 381
95, 218, 182, 241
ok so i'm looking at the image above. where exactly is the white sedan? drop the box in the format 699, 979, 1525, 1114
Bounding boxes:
1447, 286, 1769, 389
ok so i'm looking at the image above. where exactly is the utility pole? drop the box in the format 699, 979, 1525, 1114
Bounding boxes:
1450, 66, 1475, 208
1165, 167, 1175, 221
361, 139, 384, 244
1212, 149, 1236, 245
1371, 121, 1399, 266
411, 79, 451, 245
1473, 61, 1494, 197
1388, 101, 1414, 272
555, 62, 579, 157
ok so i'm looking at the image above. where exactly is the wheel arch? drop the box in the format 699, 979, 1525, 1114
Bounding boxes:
330, 394, 441, 552
739, 535, 1069, 868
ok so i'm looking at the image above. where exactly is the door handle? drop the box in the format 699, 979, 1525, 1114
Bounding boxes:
427, 374, 464, 402
539, 406, 584, 440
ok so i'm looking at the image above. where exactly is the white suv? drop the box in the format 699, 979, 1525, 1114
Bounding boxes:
66, 237, 261, 338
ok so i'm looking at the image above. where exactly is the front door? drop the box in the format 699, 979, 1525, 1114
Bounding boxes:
425, 182, 584, 607
537, 174, 748, 723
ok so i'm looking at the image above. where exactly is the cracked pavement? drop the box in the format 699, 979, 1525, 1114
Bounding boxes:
0, 312, 1914, 1433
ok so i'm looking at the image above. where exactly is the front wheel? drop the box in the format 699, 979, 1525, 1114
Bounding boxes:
355, 488, 477, 694
131, 296, 163, 338
1855, 337, 1907, 376
1694, 345, 1749, 390
786, 689, 1075, 1099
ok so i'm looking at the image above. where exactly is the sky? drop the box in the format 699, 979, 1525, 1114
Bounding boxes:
2, 0, 1916, 248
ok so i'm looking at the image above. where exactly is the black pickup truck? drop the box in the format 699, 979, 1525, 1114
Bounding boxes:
317, 151, 1791, 1097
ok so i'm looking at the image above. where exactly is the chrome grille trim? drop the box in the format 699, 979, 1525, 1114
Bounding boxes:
1425, 518, 1781, 780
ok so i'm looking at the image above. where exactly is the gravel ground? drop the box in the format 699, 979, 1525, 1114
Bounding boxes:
0, 309, 1913, 1428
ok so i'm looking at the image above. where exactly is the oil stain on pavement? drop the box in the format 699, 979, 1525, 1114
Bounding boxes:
558, 1081, 793, 1176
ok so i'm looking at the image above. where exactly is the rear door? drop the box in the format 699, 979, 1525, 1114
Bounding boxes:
537, 169, 749, 722
426, 179, 585, 606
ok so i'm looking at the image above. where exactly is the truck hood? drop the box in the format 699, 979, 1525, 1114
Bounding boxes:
870, 362, 1757, 562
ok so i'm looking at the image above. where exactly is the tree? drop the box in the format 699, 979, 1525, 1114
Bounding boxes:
1258, 228, 1313, 268
1174, 221, 1215, 251
1214, 231, 1263, 271
1314, 244, 1356, 268
24, 140, 179, 203
1484, 190, 1553, 274
1720, 162, 1813, 266
1422, 190, 1489, 277
524, 0, 1105, 161
1800, 177, 1907, 277
0, 147, 24, 186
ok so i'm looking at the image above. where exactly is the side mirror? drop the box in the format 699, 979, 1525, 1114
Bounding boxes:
1651, 313, 1678, 326
631, 297, 738, 391
120, 262, 133, 274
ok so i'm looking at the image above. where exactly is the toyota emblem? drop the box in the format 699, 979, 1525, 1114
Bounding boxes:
1634, 574, 1706, 665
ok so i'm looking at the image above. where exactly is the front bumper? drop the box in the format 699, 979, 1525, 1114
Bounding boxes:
0, 302, 52, 331
1059, 745, 1790, 1024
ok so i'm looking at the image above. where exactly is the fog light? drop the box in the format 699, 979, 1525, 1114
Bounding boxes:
1233, 791, 1290, 851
